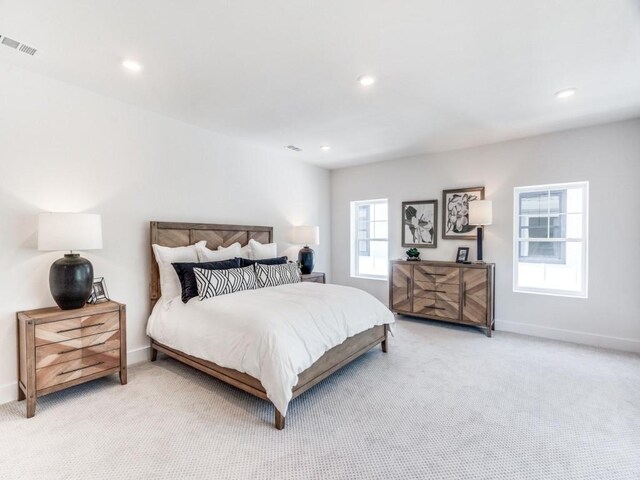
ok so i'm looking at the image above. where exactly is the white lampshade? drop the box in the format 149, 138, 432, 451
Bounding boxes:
469, 200, 493, 226
38, 213, 103, 251
291, 225, 320, 246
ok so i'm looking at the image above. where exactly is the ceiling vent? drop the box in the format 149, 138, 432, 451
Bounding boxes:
0, 34, 37, 56
286, 145, 302, 152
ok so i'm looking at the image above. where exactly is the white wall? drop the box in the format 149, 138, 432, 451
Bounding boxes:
331, 118, 640, 353
0, 63, 331, 403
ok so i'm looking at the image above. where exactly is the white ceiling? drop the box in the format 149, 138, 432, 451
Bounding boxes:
1, 0, 640, 169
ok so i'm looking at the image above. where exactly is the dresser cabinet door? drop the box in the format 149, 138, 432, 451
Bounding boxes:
462, 268, 488, 325
391, 264, 412, 312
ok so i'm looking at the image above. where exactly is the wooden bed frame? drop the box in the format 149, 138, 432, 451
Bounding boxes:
148, 221, 388, 430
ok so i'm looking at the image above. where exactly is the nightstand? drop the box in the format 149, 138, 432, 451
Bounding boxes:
17, 300, 127, 418
301, 272, 326, 284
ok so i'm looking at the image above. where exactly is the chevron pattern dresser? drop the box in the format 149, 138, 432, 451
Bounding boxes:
389, 260, 495, 336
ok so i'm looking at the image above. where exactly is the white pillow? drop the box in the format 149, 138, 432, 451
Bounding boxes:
152, 241, 206, 301
197, 242, 241, 262
222, 242, 251, 259
249, 238, 277, 260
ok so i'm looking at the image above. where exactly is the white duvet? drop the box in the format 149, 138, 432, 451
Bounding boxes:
146, 282, 395, 415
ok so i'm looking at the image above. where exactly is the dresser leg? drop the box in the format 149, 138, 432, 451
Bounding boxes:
119, 367, 128, 385
486, 326, 492, 338
17, 385, 26, 401
26, 395, 36, 418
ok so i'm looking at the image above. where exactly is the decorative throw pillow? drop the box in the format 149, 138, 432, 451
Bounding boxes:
172, 258, 241, 303
239, 256, 288, 267
249, 239, 278, 260
254, 263, 301, 288
152, 241, 206, 301
194, 265, 258, 299
196, 242, 241, 262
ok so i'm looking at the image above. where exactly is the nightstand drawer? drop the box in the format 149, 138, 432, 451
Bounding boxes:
35, 330, 120, 368
36, 349, 120, 390
35, 311, 120, 346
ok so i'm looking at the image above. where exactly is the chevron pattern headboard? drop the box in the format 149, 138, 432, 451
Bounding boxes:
149, 221, 273, 308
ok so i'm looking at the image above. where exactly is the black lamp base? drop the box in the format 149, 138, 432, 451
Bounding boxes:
49, 253, 94, 310
476, 226, 484, 262
298, 246, 315, 274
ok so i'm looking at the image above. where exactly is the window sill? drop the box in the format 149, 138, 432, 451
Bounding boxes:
351, 275, 388, 282
513, 287, 587, 299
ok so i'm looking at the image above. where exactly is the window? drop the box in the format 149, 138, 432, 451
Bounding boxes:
514, 182, 588, 298
351, 199, 388, 279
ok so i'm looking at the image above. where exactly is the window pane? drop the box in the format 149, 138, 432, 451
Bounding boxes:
548, 190, 565, 214
520, 192, 547, 216
519, 240, 565, 264
566, 187, 583, 214
357, 241, 388, 276
374, 202, 388, 221
548, 215, 565, 238
373, 221, 388, 239
566, 213, 583, 238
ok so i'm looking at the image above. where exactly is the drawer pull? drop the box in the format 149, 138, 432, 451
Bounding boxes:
58, 362, 104, 376
56, 323, 105, 334
58, 342, 106, 355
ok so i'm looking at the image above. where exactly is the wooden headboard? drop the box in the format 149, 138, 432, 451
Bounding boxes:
149, 221, 273, 307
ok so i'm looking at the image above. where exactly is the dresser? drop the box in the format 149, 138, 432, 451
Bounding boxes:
389, 260, 495, 336
17, 300, 127, 417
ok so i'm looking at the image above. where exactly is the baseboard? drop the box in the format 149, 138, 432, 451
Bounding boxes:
498, 320, 640, 354
0, 345, 151, 406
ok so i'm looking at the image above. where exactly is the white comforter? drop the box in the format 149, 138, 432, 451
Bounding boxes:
146, 282, 394, 415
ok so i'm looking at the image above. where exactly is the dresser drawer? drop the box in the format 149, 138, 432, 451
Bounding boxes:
35, 330, 120, 368
431, 300, 459, 320
36, 349, 120, 390
35, 312, 120, 346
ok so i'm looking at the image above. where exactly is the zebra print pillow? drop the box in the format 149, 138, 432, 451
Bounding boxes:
254, 262, 301, 288
194, 265, 258, 299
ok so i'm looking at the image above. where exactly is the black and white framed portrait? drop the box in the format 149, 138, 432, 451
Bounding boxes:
402, 200, 438, 248
442, 187, 485, 240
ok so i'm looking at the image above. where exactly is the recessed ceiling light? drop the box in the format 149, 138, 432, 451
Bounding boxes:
554, 88, 576, 99
122, 59, 143, 72
357, 75, 375, 86
320, 145, 331, 151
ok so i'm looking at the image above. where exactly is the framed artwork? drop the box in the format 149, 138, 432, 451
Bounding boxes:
442, 186, 485, 239
402, 200, 438, 248
456, 247, 470, 263
88, 277, 109, 304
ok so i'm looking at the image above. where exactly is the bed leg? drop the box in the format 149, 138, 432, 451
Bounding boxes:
381, 324, 388, 353
150, 345, 158, 362
275, 409, 285, 430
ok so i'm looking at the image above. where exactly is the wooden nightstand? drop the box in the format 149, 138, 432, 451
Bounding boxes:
17, 300, 127, 418
301, 272, 326, 284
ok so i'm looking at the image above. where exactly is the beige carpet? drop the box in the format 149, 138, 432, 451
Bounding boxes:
1, 318, 639, 480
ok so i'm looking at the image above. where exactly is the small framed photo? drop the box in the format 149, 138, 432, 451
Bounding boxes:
402, 200, 438, 248
456, 247, 470, 263
88, 277, 109, 304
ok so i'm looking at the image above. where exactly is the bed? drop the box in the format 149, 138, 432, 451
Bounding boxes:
147, 221, 394, 429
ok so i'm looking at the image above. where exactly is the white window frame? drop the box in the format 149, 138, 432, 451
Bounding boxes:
350, 198, 389, 280
513, 181, 589, 298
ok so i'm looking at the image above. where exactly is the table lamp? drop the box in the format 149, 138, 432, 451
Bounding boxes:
469, 200, 492, 262
38, 213, 103, 309
292, 226, 319, 274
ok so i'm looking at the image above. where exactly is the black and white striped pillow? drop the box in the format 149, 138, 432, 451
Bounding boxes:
194, 265, 258, 299
254, 262, 301, 288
